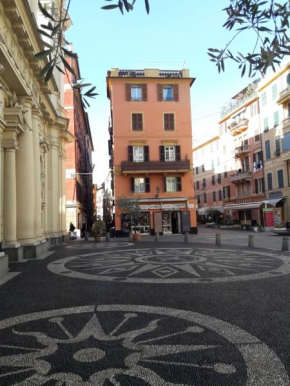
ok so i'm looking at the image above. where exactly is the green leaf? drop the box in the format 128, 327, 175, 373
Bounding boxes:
145, 0, 150, 14
45, 64, 55, 82
38, 1, 55, 21
72, 83, 92, 89
34, 49, 53, 61
56, 65, 65, 74
38, 61, 53, 79
60, 55, 76, 76
37, 28, 52, 39
101, 4, 119, 10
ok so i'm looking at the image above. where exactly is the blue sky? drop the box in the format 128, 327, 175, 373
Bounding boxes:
66, 0, 258, 185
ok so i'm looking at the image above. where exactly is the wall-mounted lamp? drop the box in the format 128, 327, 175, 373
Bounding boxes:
155, 185, 160, 198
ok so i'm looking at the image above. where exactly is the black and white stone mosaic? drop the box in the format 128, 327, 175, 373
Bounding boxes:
66, 242, 134, 250
47, 247, 290, 284
0, 304, 288, 385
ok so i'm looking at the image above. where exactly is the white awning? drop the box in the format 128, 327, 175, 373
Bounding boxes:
224, 202, 262, 210
208, 206, 224, 213
263, 198, 284, 207
197, 207, 208, 215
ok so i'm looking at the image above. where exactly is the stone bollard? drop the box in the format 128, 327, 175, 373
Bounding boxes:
129, 232, 134, 243
216, 234, 221, 246
155, 233, 159, 242
85, 232, 89, 241
184, 232, 189, 243
282, 237, 289, 251
106, 232, 110, 242
248, 235, 254, 248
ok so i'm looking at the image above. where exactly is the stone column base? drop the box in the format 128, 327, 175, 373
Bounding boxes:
1, 243, 23, 262
0, 252, 8, 281
23, 238, 50, 259
49, 236, 63, 245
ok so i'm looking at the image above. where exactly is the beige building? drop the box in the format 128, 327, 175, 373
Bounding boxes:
0, 0, 73, 279
259, 63, 290, 224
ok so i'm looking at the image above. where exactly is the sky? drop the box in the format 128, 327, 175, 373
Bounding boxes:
66, 0, 259, 186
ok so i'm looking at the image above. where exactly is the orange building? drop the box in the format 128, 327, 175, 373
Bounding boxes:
106, 68, 197, 236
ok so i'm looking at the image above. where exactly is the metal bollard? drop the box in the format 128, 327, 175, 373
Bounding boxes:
85, 232, 89, 241
184, 232, 189, 243
155, 233, 159, 242
248, 235, 254, 248
282, 237, 289, 251
216, 234, 221, 246
106, 232, 110, 242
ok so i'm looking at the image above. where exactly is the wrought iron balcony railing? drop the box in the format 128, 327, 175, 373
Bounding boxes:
121, 159, 190, 173
229, 170, 252, 183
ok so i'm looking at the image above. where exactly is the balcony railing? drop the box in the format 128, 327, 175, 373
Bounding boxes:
235, 144, 250, 156
118, 70, 145, 77
121, 159, 190, 173
228, 119, 249, 135
159, 70, 183, 78
277, 86, 290, 104
229, 170, 252, 183
282, 117, 290, 131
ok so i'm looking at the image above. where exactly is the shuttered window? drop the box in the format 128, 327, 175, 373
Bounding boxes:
157, 84, 179, 101
132, 113, 143, 131
267, 173, 273, 191
218, 190, 222, 201
213, 191, 216, 202
278, 169, 284, 189
164, 114, 175, 131
126, 84, 147, 101
265, 140, 271, 160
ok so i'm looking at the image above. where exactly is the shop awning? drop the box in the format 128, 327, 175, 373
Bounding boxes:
208, 206, 224, 213
263, 198, 285, 207
224, 202, 262, 210
197, 207, 208, 215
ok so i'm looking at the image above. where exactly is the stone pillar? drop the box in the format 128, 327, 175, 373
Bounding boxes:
3, 147, 17, 244
16, 99, 36, 243
60, 149, 67, 235
32, 109, 42, 240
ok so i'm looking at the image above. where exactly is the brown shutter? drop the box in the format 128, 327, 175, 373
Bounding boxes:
164, 176, 167, 192
142, 84, 147, 101
157, 84, 163, 101
160, 146, 165, 161
125, 84, 131, 101
177, 176, 182, 191
175, 145, 181, 161
138, 114, 143, 130
131, 177, 135, 193
173, 84, 179, 101
164, 114, 168, 130
128, 146, 133, 161
145, 177, 150, 192
132, 114, 137, 130
144, 146, 149, 161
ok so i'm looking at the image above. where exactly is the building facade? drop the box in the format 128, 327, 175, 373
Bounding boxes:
107, 68, 197, 236
64, 55, 94, 233
0, 0, 73, 279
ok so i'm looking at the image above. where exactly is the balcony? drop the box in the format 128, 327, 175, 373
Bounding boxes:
228, 118, 249, 136
282, 117, 290, 132
277, 86, 290, 104
235, 145, 250, 157
229, 170, 252, 183
121, 159, 190, 174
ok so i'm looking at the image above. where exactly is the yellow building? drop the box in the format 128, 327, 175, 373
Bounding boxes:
0, 0, 73, 279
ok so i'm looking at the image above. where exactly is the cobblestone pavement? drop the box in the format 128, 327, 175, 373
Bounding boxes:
0, 239, 290, 385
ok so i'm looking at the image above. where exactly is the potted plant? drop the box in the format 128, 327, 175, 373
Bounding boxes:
116, 195, 143, 242
92, 218, 106, 242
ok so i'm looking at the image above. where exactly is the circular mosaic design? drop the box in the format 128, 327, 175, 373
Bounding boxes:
47, 248, 290, 284
0, 305, 287, 385
66, 242, 134, 250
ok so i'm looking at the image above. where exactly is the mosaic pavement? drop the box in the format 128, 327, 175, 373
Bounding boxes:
47, 247, 290, 284
0, 304, 288, 385
66, 242, 134, 250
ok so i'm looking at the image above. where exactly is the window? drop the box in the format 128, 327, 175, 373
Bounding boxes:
164, 113, 175, 131
157, 84, 179, 102
223, 186, 231, 199
275, 137, 281, 156
287, 73, 290, 86
217, 173, 222, 183
204, 193, 207, 203
202, 178, 206, 188
195, 166, 199, 175
274, 111, 279, 127
288, 103, 290, 117
211, 175, 215, 185
278, 169, 284, 188
218, 190, 223, 201
126, 84, 147, 101
165, 146, 175, 161
264, 117, 269, 132
267, 173, 273, 191
255, 178, 264, 193
265, 140, 271, 160
134, 178, 145, 193
132, 113, 143, 131
196, 181, 200, 189
282, 132, 290, 152
131, 85, 142, 101
254, 129, 260, 142
202, 164, 205, 172
133, 146, 144, 162
262, 92, 267, 106
165, 176, 182, 192
272, 84, 277, 100
213, 191, 216, 202
197, 195, 200, 204
224, 171, 228, 178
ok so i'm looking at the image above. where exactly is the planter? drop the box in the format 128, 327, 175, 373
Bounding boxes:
94, 235, 101, 243
133, 233, 142, 242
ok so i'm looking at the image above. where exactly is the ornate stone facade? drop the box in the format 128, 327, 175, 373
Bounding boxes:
0, 0, 74, 274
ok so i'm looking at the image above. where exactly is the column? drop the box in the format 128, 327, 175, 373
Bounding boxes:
3, 146, 17, 244
32, 109, 42, 240
60, 149, 67, 234
16, 99, 36, 243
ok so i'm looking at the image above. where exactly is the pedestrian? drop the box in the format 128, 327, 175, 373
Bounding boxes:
69, 222, 75, 232
286, 220, 290, 231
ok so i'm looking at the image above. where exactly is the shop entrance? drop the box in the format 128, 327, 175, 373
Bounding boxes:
162, 212, 181, 234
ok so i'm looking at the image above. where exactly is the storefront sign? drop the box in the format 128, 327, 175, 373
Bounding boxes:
263, 208, 274, 227
140, 204, 186, 211
188, 204, 194, 209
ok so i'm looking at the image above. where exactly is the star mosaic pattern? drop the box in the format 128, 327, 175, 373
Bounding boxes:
66, 242, 134, 250
0, 305, 288, 385
47, 248, 290, 284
